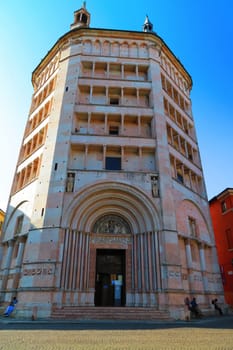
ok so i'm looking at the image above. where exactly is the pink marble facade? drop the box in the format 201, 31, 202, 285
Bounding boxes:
0, 7, 224, 319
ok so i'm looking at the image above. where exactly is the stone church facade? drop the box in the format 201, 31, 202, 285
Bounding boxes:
0, 4, 224, 319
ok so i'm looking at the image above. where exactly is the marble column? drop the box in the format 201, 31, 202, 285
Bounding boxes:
185, 238, 192, 268
199, 242, 208, 292
0, 240, 15, 294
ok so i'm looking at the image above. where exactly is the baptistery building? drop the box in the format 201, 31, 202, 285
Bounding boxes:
0, 4, 224, 319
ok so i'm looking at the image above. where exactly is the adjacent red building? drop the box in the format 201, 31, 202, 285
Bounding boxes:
209, 188, 233, 306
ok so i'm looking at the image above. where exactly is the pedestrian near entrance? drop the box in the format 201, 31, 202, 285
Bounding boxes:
3, 296, 18, 317
212, 298, 223, 315
190, 297, 202, 318
184, 297, 191, 321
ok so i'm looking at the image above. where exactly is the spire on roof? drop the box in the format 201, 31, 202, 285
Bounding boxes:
70, 3, 91, 29
143, 15, 154, 32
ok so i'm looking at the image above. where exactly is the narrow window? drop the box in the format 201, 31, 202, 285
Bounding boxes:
177, 172, 184, 184
221, 201, 227, 213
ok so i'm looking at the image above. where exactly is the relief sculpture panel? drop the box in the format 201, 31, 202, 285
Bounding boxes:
93, 215, 131, 234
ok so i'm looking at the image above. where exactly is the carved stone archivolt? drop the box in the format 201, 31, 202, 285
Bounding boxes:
92, 215, 131, 234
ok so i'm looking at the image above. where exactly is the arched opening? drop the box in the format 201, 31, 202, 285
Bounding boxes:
61, 182, 161, 307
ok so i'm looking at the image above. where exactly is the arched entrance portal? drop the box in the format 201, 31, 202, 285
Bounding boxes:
93, 215, 130, 306
61, 182, 161, 308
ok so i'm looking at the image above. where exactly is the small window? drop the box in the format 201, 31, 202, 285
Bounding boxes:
78, 13, 87, 24
106, 157, 121, 170
82, 14, 87, 24
110, 97, 119, 105
177, 172, 183, 183
226, 229, 233, 249
188, 153, 193, 161
14, 215, 24, 235
221, 201, 227, 213
109, 126, 119, 135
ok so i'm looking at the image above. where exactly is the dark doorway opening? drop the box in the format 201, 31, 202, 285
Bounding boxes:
95, 249, 125, 307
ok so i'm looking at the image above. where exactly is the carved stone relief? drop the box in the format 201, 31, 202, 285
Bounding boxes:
93, 215, 131, 234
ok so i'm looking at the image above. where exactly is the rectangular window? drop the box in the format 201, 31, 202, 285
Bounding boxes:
226, 229, 233, 249
177, 172, 184, 184
221, 201, 227, 213
109, 126, 119, 135
106, 157, 121, 170
14, 215, 24, 235
110, 97, 119, 105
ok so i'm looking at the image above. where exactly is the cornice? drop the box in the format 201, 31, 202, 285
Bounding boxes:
32, 27, 192, 88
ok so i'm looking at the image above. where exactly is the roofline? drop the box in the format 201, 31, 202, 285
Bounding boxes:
32, 26, 193, 86
209, 187, 233, 203
0, 208, 5, 215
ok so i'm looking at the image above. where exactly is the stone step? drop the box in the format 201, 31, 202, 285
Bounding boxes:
51, 306, 172, 321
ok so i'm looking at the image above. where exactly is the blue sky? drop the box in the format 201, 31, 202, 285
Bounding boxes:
0, 0, 232, 211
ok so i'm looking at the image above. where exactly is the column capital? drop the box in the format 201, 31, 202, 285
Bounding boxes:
7, 239, 16, 247
17, 235, 27, 244
198, 241, 206, 249
184, 237, 191, 245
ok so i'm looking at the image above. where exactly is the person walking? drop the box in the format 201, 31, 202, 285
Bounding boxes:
190, 297, 202, 318
184, 297, 191, 321
212, 298, 223, 315
3, 296, 18, 317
